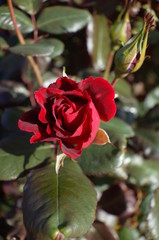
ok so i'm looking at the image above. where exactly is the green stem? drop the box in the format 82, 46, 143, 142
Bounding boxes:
103, 50, 114, 79
7, 0, 43, 87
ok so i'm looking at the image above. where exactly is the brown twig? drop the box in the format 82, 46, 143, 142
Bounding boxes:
31, 14, 38, 42
7, 0, 43, 87
111, 77, 118, 87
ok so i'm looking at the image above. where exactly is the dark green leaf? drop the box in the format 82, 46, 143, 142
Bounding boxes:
0, 6, 33, 33
147, 188, 159, 240
13, 0, 42, 14
118, 227, 140, 240
87, 14, 111, 71
10, 42, 54, 56
37, 6, 91, 34
0, 135, 53, 180
23, 159, 96, 239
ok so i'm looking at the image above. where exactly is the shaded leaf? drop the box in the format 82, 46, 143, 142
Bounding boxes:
118, 227, 140, 240
37, 6, 91, 34
23, 159, 96, 239
147, 188, 159, 240
0, 135, 53, 180
13, 0, 42, 14
87, 14, 111, 71
0, 6, 33, 33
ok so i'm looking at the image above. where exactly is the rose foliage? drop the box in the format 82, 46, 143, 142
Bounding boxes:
18, 76, 116, 158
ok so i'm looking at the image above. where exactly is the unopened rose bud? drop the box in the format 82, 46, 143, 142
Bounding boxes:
114, 13, 155, 76
111, 9, 131, 50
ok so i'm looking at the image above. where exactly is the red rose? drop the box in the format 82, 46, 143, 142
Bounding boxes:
18, 76, 116, 159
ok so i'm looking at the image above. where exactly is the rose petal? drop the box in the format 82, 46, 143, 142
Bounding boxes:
59, 140, 82, 159
78, 76, 116, 122
18, 108, 49, 143
49, 77, 78, 91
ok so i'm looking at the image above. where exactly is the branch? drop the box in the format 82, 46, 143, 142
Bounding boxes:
7, 0, 43, 87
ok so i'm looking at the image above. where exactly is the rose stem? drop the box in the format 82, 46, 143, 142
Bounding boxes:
111, 77, 118, 87
7, 0, 43, 87
103, 50, 114, 79
31, 13, 38, 42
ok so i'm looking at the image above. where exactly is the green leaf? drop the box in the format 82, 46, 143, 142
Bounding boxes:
87, 14, 111, 71
0, 6, 33, 33
23, 159, 96, 239
0, 135, 53, 180
13, 0, 42, 14
38, 38, 64, 59
37, 6, 91, 34
127, 156, 159, 187
78, 117, 134, 175
147, 189, 159, 240
118, 227, 140, 240
10, 42, 54, 57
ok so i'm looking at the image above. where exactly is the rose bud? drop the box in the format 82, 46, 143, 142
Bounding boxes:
111, 8, 131, 50
18, 76, 116, 159
114, 13, 155, 76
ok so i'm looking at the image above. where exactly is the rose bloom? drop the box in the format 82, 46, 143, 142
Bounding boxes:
18, 76, 116, 159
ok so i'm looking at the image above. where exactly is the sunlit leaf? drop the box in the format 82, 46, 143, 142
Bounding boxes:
13, 0, 42, 14
37, 6, 91, 34
87, 14, 111, 71
0, 6, 33, 33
